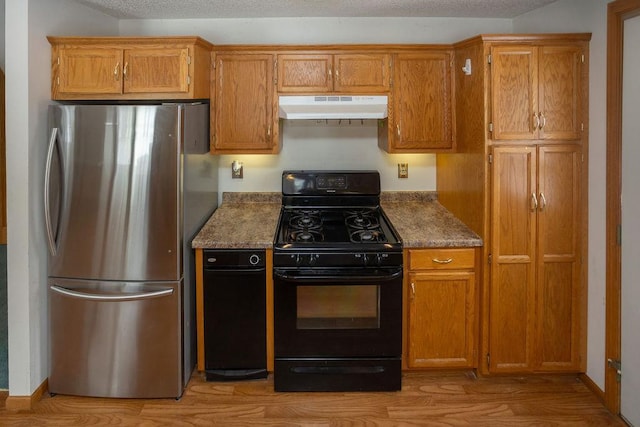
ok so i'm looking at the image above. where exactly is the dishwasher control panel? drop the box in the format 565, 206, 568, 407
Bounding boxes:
204, 249, 266, 269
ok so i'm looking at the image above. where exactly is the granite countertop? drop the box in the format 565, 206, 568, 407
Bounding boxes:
192, 191, 483, 249
381, 192, 483, 248
191, 192, 281, 249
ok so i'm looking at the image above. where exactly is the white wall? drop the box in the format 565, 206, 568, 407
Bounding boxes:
1, 0, 5, 71
5, 0, 118, 396
120, 17, 513, 198
513, 0, 609, 391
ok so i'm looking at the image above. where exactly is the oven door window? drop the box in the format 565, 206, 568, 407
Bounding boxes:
297, 285, 380, 329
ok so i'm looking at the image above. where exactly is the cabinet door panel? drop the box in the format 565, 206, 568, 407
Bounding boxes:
123, 48, 189, 94
489, 263, 533, 371
214, 54, 275, 152
277, 54, 332, 93
538, 263, 575, 367
489, 146, 537, 372
538, 46, 583, 140
393, 53, 453, 150
57, 48, 123, 94
536, 145, 581, 370
491, 46, 538, 140
408, 271, 475, 368
333, 54, 390, 93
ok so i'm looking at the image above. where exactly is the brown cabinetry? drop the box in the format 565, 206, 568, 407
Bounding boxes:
406, 248, 478, 369
48, 37, 212, 100
379, 51, 454, 153
277, 53, 390, 93
489, 144, 582, 373
212, 53, 280, 154
436, 33, 589, 375
491, 44, 584, 140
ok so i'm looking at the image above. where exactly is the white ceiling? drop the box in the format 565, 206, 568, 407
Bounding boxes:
73, 0, 560, 20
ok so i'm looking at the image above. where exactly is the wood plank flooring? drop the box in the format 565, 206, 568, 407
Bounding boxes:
0, 371, 625, 426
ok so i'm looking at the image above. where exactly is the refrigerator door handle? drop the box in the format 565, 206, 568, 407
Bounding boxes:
44, 127, 59, 256
50, 285, 174, 302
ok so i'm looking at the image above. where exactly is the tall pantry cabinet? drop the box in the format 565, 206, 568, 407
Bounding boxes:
436, 34, 590, 375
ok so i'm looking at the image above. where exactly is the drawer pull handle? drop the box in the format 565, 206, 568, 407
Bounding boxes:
432, 258, 453, 264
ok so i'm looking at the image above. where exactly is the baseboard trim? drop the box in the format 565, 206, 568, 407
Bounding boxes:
5, 379, 48, 411
579, 373, 605, 403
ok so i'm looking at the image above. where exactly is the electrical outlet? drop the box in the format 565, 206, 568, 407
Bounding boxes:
398, 163, 409, 178
231, 160, 243, 179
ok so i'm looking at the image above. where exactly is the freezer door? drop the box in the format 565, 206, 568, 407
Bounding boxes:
48, 279, 184, 398
46, 104, 181, 282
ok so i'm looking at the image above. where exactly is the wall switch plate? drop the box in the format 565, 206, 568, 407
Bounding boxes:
398, 163, 409, 178
232, 160, 243, 179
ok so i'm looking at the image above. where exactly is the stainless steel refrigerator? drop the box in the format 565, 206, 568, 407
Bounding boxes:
45, 103, 218, 398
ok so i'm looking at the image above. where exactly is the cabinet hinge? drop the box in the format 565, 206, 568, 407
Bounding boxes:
56, 76, 60, 86
486, 353, 491, 368
581, 123, 584, 132
187, 75, 191, 86
274, 59, 278, 85
607, 358, 622, 382
57, 57, 60, 65
617, 224, 622, 246
581, 54, 585, 63
488, 54, 492, 65
488, 154, 493, 164
488, 122, 493, 133
488, 253, 492, 264
186, 55, 191, 65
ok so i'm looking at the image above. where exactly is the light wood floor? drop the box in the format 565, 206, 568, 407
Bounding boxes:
0, 371, 626, 426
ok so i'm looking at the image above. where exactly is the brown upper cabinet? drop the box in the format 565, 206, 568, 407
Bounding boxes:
379, 51, 455, 153
277, 53, 390, 93
48, 37, 213, 100
490, 43, 585, 141
211, 53, 280, 154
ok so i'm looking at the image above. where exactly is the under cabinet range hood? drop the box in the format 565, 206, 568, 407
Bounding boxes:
278, 95, 388, 120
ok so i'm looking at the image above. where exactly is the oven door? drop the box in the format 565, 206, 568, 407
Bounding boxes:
273, 266, 403, 358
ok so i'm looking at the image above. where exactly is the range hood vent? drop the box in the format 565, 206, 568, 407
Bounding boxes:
279, 95, 388, 120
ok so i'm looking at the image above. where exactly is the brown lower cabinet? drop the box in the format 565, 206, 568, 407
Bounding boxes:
405, 248, 479, 369
488, 144, 583, 373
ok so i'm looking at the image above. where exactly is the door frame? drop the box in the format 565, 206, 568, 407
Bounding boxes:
605, 0, 640, 414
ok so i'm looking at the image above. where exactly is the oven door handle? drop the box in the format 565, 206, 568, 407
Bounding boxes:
273, 268, 403, 283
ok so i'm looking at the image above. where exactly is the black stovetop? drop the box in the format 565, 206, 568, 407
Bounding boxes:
273, 170, 402, 256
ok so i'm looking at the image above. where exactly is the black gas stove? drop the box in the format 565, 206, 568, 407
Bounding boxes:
273, 170, 403, 268
273, 170, 403, 392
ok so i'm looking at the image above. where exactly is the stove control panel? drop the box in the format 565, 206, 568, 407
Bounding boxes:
275, 251, 403, 268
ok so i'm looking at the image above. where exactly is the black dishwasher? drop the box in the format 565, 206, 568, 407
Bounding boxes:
203, 249, 267, 381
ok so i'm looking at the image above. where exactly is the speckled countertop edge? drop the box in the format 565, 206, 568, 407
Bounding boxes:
381, 191, 483, 248
192, 191, 482, 249
191, 192, 282, 249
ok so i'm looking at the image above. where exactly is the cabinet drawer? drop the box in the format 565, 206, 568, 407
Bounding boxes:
408, 248, 475, 270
